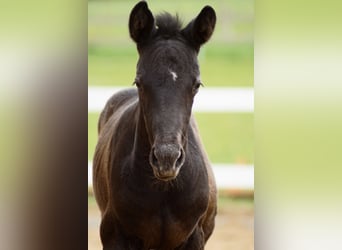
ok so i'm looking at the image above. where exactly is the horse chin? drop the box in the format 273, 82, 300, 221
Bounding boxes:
156, 175, 177, 182
152, 166, 179, 182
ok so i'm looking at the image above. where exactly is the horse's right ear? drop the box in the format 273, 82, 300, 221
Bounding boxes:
129, 1, 154, 44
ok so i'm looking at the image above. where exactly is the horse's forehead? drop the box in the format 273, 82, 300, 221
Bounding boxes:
147, 40, 193, 62
139, 41, 197, 74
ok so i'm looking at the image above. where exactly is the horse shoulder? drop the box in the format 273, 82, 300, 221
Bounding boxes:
98, 88, 138, 133
93, 88, 138, 212
188, 115, 217, 240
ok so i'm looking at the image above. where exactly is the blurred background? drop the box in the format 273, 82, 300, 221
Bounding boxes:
88, 0, 254, 249
1, 0, 341, 249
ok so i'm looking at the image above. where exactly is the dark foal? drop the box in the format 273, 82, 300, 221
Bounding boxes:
93, 2, 217, 249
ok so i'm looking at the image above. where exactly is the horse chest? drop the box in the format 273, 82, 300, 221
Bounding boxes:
114, 182, 208, 248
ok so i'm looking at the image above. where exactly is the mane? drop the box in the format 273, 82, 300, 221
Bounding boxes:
155, 12, 183, 38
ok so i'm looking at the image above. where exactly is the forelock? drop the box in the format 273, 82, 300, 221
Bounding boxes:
155, 12, 183, 38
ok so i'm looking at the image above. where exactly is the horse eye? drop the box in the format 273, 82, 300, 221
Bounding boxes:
196, 82, 202, 88
193, 82, 203, 92
133, 81, 141, 88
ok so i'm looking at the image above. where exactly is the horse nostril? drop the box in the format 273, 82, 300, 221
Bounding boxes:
175, 148, 185, 167
151, 148, 159, 167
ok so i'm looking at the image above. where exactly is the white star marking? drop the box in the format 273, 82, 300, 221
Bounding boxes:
168, 69, 178, 82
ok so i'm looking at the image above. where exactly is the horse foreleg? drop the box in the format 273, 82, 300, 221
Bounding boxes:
175, 227, 205, 250
99, 213, 126, 250
100, 212, 144, 250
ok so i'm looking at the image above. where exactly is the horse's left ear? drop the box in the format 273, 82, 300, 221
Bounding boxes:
129, 1, 155, 44
182, 6, 216, 51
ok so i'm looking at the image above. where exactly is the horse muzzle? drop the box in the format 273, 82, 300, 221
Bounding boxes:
149, 143, 185, 181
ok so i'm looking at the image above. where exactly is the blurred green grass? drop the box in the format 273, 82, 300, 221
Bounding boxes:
88, 0, 254, 46
88, 0, 254, 165
88, 112, 253, 164
88, 0, 254, 87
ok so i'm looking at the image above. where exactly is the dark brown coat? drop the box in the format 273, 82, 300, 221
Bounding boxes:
93, 2, 217, 249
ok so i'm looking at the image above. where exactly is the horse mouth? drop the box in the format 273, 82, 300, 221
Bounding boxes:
152, 167, 179, 182
156, 175, 176, 182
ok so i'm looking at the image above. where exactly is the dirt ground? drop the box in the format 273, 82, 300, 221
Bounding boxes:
88, 196, 254, 250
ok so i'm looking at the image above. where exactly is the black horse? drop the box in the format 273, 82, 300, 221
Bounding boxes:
93, 2, 217, 249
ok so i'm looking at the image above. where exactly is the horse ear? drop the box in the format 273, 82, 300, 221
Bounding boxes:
182, 6, 216, 51
129, 1, 155, 44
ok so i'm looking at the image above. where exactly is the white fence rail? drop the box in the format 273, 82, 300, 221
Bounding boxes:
88, 86, 254, 190
88, 162, 254, 190
88, 86, 254, 113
